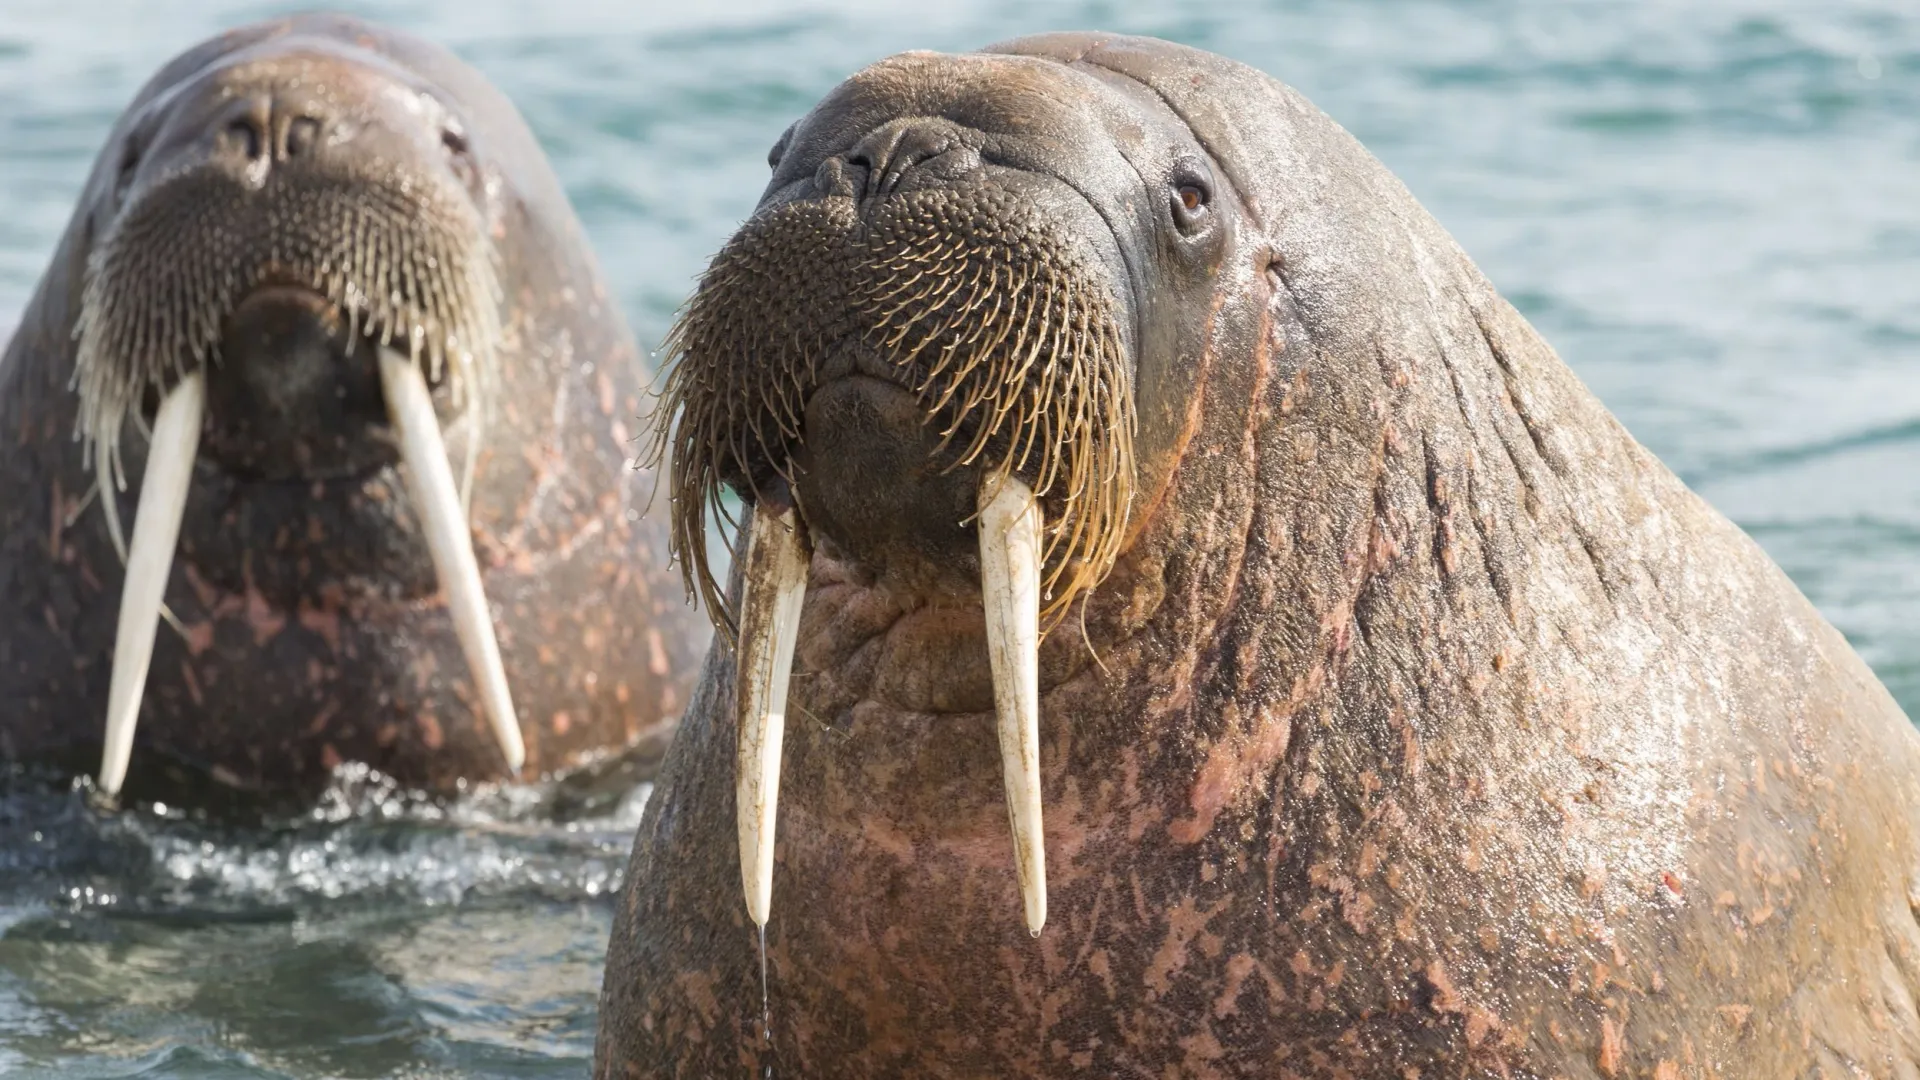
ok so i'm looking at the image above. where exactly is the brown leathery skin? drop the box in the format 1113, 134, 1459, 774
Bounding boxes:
0, 14, 705, 807
597, 33, 1920, 1080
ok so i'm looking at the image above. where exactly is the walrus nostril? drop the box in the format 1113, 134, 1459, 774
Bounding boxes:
441, 125, 478, 189
219, 99, 331, 166
224, 116, 267, 163
283, 115, 322, 158
845, 119, 981, 199
815, 156, 861, 199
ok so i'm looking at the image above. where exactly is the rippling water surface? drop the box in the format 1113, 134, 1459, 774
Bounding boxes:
1, 0, 1916, 1074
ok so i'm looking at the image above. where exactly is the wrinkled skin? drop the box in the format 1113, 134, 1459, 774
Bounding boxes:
0, 15, 704, 808
597, 34, 1920, 1080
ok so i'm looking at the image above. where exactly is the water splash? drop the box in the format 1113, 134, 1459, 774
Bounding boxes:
0, 756, 654, 913
0, 751, 662, 1078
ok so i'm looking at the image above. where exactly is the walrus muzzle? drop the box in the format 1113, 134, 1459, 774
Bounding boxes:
659, 181, 1135, 934
73, 159, 522, 796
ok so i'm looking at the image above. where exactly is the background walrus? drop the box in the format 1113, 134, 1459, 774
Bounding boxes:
0, 15, 705, 808
597, 32, 1920, 1078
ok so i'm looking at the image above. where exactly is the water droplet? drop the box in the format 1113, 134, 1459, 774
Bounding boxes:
758, 922, 772, 1044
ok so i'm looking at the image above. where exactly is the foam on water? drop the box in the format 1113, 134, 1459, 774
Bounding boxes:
0, 762, 652, 913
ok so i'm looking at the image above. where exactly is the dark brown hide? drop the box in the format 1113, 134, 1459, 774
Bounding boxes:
597, 34, 1920, 1079
0, 15, 704, 807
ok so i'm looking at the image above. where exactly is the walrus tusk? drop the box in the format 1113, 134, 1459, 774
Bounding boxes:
735, 500, 808, 927
377, 347, 525, 775
978, 474, 1047, 936
98, 372, 205, 796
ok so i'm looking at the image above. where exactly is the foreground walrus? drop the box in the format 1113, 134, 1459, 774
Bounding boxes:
596, 32, 1920, 1078
0, 15, 703, 807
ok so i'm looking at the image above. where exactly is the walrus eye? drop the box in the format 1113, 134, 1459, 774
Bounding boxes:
113, 136, 143, 203
441, 125, 477, 188
1168, 159, 1213, 232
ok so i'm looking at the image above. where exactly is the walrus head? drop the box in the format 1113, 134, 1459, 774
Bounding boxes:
66, 21, 521, 794
657, 46, 1244, 932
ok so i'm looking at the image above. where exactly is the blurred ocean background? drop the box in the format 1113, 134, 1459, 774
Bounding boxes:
0, 0, 1915, 1075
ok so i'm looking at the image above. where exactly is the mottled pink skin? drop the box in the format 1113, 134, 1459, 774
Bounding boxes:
597, 34, 1920, 1079
0, 16, 704, 805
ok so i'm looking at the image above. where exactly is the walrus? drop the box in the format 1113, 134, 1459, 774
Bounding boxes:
0, 15, 704, 808
595, 32, 1920, 1079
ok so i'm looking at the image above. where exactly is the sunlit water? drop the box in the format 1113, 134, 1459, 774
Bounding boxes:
1, 0, 1916, 1075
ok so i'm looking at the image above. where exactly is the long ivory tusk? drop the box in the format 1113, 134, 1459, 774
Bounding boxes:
377, 347, 525, 774
978, 474, 1047, 935
735, 501, 809, 927
98, 372, 205, 796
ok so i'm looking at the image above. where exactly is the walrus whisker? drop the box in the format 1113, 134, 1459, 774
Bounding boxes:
1075, 590, 1112, 680
377, 345, 524, 775
972, 287, 1022, 382
658, 195, 1134, 635
979, 473, 1048, 935
95, 434, 129, 565
734, 499, 810, 927
461, 397, 481, 518
98, 372, 205, 796
888, 292, 971, 375
62, 478, 98, 529
870, 268, 935, 316
915, 267, 993, 386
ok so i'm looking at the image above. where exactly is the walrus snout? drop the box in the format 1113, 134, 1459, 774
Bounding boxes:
80, 48, 501, 490
139, 48, 478, 193
201, 82, 339, 179
830, 117, 984, 200
659, 183, 1135, 634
